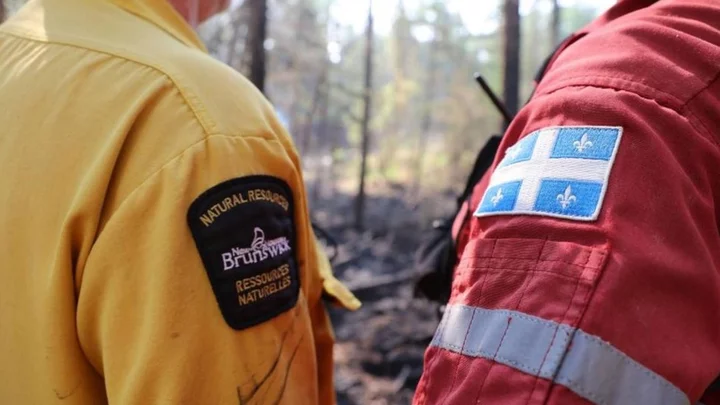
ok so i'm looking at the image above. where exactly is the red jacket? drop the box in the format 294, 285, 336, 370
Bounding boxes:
414, 1, 720, 404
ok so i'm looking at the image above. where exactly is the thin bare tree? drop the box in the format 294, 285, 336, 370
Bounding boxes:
503, 0, 521, 120
246, 0, 268, 93
551, 0, 561, 47
354, 0, 374, 231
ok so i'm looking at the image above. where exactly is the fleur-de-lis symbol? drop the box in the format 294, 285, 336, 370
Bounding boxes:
573, 133, 593, 153
556, 186, 577, 210
505, 144, 522, 160
491, 188, 504, 206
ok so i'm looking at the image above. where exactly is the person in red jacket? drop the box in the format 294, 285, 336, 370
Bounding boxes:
414, 0, 720, 404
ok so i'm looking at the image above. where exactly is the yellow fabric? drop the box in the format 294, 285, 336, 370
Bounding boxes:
0, 0, 357, 403
315, 240, 362, 311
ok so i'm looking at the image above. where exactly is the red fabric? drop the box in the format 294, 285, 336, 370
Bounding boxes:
416, 239, 606, 405
451, 172, 491, 262
415, 0, 720, 403
452, 239, 607, 325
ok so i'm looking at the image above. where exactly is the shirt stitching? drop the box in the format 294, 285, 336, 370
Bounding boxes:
75, 133, 282, 285
0, 29, 218, 135
437, 308, 685, 405
535, 80, 720, 148
441, 306, 477, 405
537, 74, 686, 106
524, 239, 551, 405
462, 256, 599, 269
113, 133, 281, 220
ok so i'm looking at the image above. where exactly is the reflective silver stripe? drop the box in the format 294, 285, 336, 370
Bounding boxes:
432, 304, 689, 405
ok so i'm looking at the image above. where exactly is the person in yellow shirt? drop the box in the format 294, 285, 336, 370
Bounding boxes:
0, 0, 360, 404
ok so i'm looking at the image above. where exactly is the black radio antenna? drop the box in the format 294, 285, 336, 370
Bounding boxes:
474, 73, 515, 127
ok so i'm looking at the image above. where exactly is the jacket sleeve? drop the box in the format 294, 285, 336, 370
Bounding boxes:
75, 133, 354, 404
414, 85, 720, 405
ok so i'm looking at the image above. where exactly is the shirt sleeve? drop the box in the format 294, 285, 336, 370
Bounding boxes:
414, 85, 720, 405
75, 133, 348, 404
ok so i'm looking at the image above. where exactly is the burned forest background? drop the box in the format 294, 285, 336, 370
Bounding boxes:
1, 1, 610, 403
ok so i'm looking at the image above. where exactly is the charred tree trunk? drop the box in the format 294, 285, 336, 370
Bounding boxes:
246, 0, 268, 93
503, 0, 521, 121
550, 0, 561, 47
354, 0, 374, 231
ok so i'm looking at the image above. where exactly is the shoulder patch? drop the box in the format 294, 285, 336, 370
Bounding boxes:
187, 176, 299, 330
474, 126, 623, 221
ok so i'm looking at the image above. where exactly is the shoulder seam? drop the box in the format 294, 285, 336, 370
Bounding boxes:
0, 29, 218, 135
78, 133, 281, 285
108, 133, 279, 224
535, 81, 720, 148
683, 66, 720, 109
681, 67, 720, 145
537, 74, 686, 107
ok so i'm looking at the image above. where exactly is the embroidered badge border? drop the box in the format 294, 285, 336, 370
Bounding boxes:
474, 126, 623, 221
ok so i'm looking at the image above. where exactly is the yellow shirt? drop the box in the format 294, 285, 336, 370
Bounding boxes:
0, 0, 359, 404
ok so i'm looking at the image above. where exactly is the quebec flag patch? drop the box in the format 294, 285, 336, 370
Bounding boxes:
475, 126, 623, 221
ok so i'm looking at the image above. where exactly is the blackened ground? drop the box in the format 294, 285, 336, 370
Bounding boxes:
309, 187, 452, 405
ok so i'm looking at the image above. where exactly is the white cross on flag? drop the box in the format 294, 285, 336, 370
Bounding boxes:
474, 126, 623, 222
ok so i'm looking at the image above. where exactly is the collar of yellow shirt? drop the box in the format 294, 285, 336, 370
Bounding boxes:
110, 0, 208, 52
